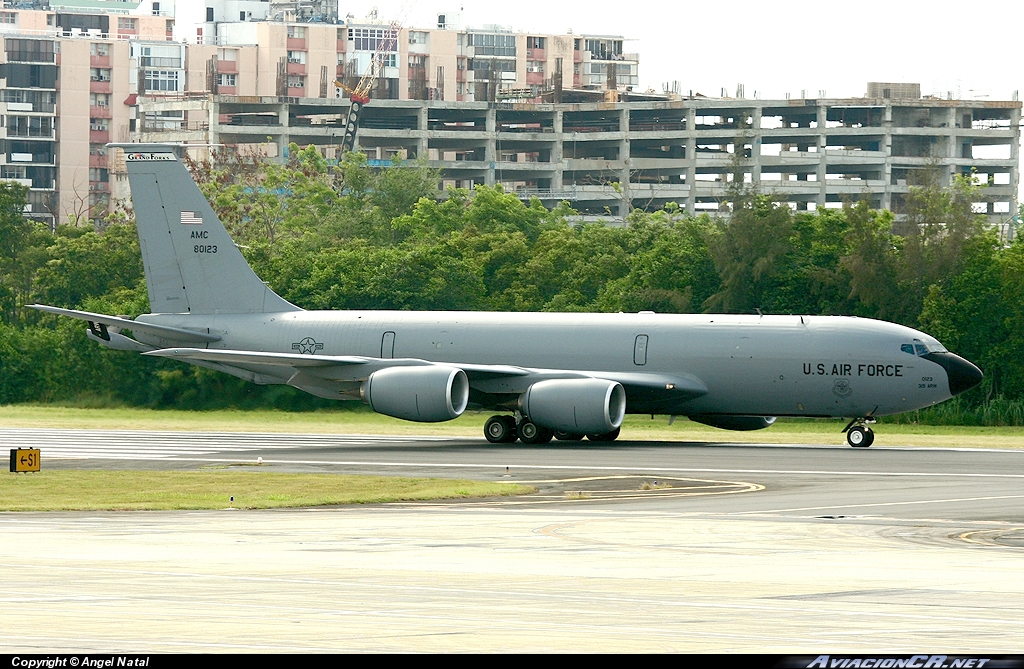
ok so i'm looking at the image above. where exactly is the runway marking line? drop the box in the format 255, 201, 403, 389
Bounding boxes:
730, 493, 1024, 516
92, 456, 1024, 480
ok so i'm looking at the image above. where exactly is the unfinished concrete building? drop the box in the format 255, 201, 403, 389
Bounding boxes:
135, 84, 1021, 229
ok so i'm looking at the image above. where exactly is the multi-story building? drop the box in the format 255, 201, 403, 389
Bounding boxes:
0, 2, 636, 224
0, 2, 175, 225
137, 86, 1021, 231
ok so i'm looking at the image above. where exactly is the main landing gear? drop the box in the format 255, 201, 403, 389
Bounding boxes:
483, 415, 619, 444
844, 417, 876, 448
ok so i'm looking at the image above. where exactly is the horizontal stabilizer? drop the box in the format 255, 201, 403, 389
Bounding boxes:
29, 305, 221, 344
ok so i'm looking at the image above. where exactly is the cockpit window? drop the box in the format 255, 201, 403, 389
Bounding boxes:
902, 341, 948, 356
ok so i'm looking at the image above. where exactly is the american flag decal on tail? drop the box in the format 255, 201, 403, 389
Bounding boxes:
180, 211, 203, 225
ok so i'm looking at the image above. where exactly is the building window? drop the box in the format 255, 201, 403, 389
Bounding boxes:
118, 17, 136, 30
1, 12, 16, 24
89, 144, 108, 156
286, 50, 306, 64
217, 73, 236, 87
139, 45, 181, 68
467, 33, 515, 57
205, 8, 213, 22
217, 48, 237, 61
90, 43, 110, 57
89, 168, 109, 182
286, 75, 305, 88
7, 115, 53, 137
90, 93, 110, 107
287, 26, 306, 39
90, 118, 109, 131
526, 36, 545, 50
527, 61, 544, 73
5, 39, 55, 63
409, 31, 427, 44
152, 2, 160, 15
143, 69, 180, 92
90, 67, 111, 81
348, 27, 398, 52
468, 58, 516, 73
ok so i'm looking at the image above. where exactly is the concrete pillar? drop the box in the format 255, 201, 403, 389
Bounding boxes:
816, 105, 827, 208
685, 105, 697, 214
751, 105, 762, 186
417, 104, 429, 160
552, 108, 564, 191
882, 103, 893, 210
619, 106, 630, 216
485, 107, 496, 186
1010, 107, 1021, 217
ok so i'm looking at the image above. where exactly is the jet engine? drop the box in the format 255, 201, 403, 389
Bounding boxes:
520, 378, 626, 435
364, 366, 469, 422
689, 415, 777, 431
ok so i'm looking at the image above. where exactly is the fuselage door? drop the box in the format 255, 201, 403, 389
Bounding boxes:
634, 334, 649, 366
381, 331, 395, 359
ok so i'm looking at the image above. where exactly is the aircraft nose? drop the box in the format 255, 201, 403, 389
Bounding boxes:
923, 352, 984, 396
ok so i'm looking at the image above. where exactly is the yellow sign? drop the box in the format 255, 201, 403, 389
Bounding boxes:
10, 449, 40, 473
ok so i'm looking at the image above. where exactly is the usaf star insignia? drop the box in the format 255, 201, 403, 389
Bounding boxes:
291, 337, 324, 354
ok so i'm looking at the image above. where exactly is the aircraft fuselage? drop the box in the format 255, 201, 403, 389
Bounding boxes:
136, 310, 954, 418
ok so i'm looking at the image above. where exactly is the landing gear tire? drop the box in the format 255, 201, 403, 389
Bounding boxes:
847, 426, 874, 448
587, 427, 621, 442
518, 420, 553, 445
485, 415, 518, 443
554, 431, 585, 441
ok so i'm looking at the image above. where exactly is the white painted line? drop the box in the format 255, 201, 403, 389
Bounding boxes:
730, 493, 1024, 515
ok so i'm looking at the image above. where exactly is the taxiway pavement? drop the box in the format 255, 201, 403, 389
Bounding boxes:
1, 428, 1023, 652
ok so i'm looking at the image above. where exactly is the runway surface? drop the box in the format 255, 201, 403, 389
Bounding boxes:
2, 428, 1024, 652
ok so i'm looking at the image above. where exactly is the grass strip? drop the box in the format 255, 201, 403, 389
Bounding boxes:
1, 405, 1023, 448
0, 470, 534, 512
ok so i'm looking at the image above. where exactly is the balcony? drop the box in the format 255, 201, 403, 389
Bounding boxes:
90, 129, 110, 143
89, 105, 112, 118
337, 40, 345, 53
89, 153, 109, 168
217, 60, 237, 73
286, 86, 305, 98
286, 62, 306, 75
90, 80, 112, 93
90, 55, 110, 68
286, 37, 306, 50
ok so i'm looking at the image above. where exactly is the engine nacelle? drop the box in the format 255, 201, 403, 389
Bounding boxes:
521, 378, 626, 435
364, 366, 469, 422
689, 415, 777, 431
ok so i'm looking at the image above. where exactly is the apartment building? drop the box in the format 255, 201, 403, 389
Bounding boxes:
0, 1, 636, 224
0, 2, 178, 225
137, 88, 1020, 231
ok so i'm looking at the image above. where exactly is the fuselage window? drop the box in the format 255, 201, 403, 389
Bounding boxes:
901, 344, 914, 355
914, 344, 928, 356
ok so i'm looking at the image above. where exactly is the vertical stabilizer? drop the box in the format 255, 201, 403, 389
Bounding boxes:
116, 144, 298, 315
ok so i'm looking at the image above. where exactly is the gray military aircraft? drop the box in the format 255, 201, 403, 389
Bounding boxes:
31, 144, 983, 447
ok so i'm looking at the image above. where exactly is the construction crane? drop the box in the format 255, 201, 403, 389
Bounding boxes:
336, 19, 401, 154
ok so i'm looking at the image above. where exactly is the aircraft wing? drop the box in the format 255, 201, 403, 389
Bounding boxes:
143, 347, 707, 401
29, 305, 221, 344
